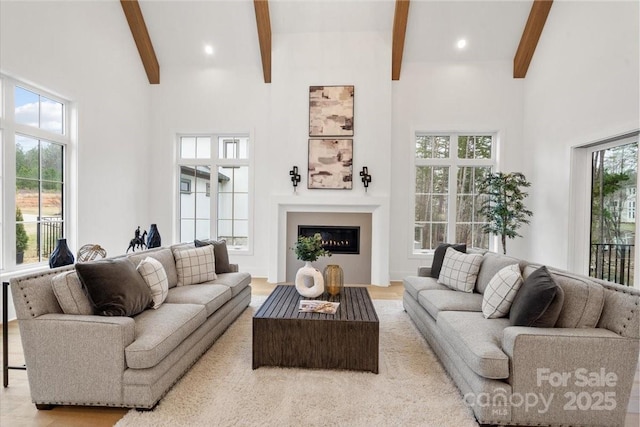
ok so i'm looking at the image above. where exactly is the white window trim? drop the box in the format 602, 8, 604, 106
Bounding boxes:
569, 130, 640, 288
0, 74, 75, 274
175, 132, 254, 255
409, 130, 497, 259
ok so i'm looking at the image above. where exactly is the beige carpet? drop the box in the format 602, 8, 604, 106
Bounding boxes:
116, 298, 478, 427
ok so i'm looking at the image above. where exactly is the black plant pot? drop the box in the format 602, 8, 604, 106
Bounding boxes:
49, 238, 75, 268
147, 224, 161, 249
16, 251, 24, 265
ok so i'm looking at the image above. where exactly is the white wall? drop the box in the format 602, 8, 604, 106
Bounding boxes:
1, 1, 152, 318
390, 61, 525, 278
522, 0, 640, 270
147, 30, 391, 279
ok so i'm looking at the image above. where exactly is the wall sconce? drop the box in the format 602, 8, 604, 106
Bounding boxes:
289, 166, 301, 192
360, 166, 372, 191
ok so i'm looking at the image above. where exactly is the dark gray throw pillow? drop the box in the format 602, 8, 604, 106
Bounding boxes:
194, 239, 232, 274
75, 257, 153, 317
430, 243, 466, 278
509, 266, 560, 327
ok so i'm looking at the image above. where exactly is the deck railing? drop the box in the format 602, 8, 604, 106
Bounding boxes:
590, 243, 634, 286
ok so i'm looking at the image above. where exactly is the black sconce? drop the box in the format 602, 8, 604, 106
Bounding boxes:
360, 166, 372, 191
289, 166, 301, 191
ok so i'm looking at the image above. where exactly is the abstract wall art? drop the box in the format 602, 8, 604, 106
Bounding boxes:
309, 85, 354, 137
308, 139, 353, 189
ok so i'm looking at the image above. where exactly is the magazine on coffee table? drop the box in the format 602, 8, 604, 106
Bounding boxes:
299, 300, 340, 314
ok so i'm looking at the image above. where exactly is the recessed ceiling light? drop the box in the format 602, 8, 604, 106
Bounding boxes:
204, 45, 214, 56
457, 39, 467, 49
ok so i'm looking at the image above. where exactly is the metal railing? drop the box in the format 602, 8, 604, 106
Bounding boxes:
590, 243, 634, 286
39, 217, 63, 258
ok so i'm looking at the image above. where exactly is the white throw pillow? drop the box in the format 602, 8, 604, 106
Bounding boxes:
51, 270, 94, 315
137, 257, 169, 309
173, 245, 217, 286
437, 247, 483, 292
482, 264, 523, 319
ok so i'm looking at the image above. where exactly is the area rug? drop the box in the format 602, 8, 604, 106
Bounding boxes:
116, 298, 478, 427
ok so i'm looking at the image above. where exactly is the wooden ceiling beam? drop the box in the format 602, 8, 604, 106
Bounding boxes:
392, 0, 410, 81
514, 0, 553, 78
254, 0, 272, 83
120, 0, 160, 84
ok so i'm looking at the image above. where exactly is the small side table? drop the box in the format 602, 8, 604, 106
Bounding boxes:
3, 281, 26, 387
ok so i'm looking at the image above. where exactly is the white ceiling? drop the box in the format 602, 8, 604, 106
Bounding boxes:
139, 0, 534, 69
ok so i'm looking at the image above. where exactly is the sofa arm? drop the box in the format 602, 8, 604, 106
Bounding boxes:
18, 313, 135, 406
417, 266, 432, 277
502, 327, 639, 426
229, 264, 239, 273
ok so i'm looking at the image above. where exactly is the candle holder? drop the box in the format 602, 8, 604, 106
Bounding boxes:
289, 166, 301, 192
360, 166, 372, 191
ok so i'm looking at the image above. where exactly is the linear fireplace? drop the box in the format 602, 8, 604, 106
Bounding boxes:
298, 225, 360, 254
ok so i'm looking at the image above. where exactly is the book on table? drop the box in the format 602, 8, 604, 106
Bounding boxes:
298, 300, 339, 314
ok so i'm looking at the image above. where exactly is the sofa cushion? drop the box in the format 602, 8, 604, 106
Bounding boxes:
127, 247, 179, 289
165, 284, 232, 316
51, 271, 94, 315
125, 303, 207, 369
75, 257, 153, 317
173, 245, 217, 286
195, 239, 233, 274
403, 276, 450, 300
510, 266, 560, 327
136, 257, 169, 309
544, 267, 605, 328
438, 247, 483, 292
482, 264, 523, 319
212, 272, 252, 297
430, 243, 466, 278
437, 311, 510, 379
418, 289, 483, 320
475, 252, 524, 294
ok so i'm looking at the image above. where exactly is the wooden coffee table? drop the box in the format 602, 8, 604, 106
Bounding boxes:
252, 284, 379, 373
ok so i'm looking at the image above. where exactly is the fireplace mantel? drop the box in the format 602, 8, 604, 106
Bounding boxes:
269, 195, 390, 285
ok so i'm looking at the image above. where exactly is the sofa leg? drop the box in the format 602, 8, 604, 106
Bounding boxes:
35, 403, 54, 410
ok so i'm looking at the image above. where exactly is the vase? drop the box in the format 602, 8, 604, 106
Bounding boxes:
147, 224, 161, 248
49, 238, 74, 268
323, 264, 344, 297
295, 261, 324, 298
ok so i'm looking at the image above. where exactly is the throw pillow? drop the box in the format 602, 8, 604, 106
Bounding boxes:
437, 247, 483, 293
136, 257, 169, 309
173, 244, 217, 286
482, 264, 523, 319
51, 270, 94, 315
430, 243, 467, 278
194, 239, 232, 274
509, 266, 560, 327
75, 258, 153, 317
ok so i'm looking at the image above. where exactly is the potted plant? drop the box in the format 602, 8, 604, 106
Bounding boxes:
478, 172, 533, 255
291, 233, 331, 298
16, 207, 29, 264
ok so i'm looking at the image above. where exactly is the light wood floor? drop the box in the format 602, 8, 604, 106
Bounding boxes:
1, 279, 638, 427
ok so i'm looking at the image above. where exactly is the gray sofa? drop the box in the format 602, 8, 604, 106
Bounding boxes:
403, 251, 640, 426
10, 242, 251, 410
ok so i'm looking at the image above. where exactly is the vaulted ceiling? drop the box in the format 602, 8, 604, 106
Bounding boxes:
120, 0, 552, 85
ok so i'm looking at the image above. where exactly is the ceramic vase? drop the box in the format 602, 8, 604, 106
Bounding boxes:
295, 261, 324, 298
49, 238, 74, 268
147, 224, 161, 248
323, 264, 344, 297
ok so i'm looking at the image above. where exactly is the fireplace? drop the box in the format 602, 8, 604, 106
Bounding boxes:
298, 225, 360, 254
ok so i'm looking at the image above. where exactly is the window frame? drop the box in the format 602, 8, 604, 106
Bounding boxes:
176, 133, 253, 254
0, 75, 73, 273
410, 131, 497, 257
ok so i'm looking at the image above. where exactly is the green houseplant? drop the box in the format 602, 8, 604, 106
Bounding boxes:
292, 233, 331, 262
478, 172, 533, 255
16, 207, 29, 264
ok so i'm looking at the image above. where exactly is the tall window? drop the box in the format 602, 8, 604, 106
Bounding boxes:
0, 76, 70, 270
178, 134, 250, 250
413, 133, 495, 254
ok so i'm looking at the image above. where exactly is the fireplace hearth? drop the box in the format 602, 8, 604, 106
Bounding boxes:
298, 225, 360, 254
